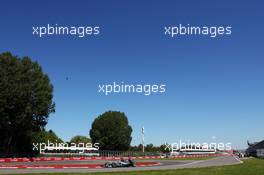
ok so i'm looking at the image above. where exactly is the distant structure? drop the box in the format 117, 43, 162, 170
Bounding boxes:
246, 140, 264, 158
170, 145, 217, 156
141, 126, 145, 153
42, 145, 99, 156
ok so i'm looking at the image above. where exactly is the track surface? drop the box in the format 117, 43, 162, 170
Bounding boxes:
0, 156, 242, 174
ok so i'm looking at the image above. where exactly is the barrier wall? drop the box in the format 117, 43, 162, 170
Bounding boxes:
0, 154, 229, 163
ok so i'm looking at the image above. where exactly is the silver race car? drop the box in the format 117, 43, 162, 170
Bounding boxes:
104, 159, 136, 168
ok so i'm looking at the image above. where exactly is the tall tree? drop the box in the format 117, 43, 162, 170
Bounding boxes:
90, 111, 132, 151
0, 52, 55, 155
32, 130, 63, 144
70, 135, 91, 144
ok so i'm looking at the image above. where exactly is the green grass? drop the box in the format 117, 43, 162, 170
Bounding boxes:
11, 158, 264, 175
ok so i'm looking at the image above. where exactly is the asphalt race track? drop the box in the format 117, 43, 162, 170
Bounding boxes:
0, 156, 242, 174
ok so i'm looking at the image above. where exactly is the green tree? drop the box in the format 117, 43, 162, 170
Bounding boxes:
160, 143, 171, 153
70, 135, 91, 144
0, 52, 55, 155
145, 143, 154, 152
32, 129, 63, 144
90, 111, 132, 151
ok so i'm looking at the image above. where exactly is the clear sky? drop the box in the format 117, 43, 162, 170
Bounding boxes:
0, 0, 263, 149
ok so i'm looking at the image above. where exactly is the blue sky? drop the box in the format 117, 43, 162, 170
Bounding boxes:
0, 0, 263, 149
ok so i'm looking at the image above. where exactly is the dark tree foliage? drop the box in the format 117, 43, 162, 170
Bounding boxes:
129, 144, 170, 153
90, 111, 132, 151
70, 135, 91, 144
32, 129, 63, 144
0, 52, 55, 156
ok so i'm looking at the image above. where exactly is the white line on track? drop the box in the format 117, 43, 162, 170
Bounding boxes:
232, 155, 243, 164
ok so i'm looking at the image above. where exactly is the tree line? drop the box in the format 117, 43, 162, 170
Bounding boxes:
0, 52, 165, 157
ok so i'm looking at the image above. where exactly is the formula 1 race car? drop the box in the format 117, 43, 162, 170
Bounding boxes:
104, 159, 136, 168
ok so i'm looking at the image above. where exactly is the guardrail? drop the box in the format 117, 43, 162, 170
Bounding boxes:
0, 154, 230, 163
